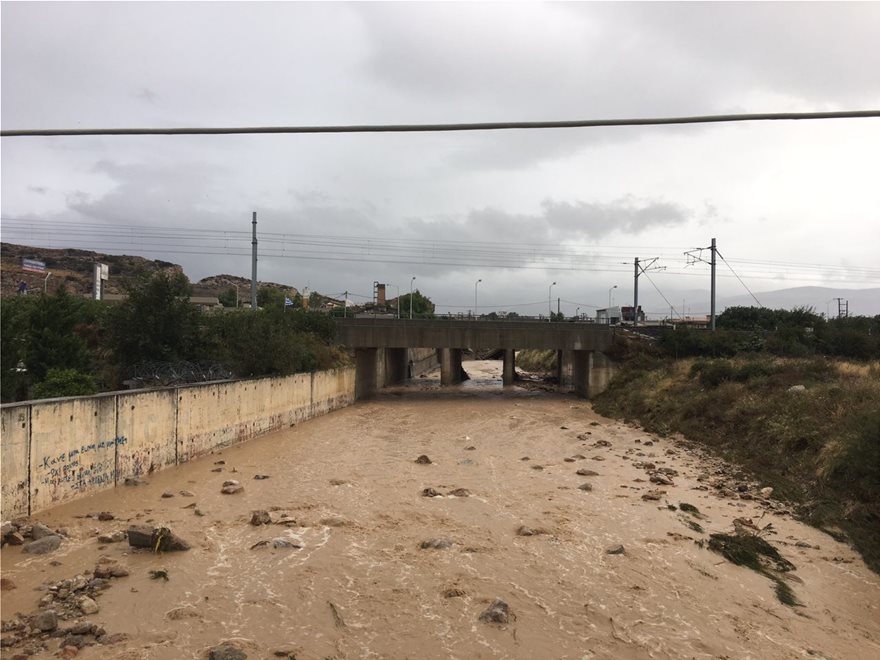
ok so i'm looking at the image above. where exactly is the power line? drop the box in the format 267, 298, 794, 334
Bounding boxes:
4, 218, 879, 277
2, 110, 878, 138
717, 249, 762, 307
4, 219, 880, 283
641, 269, 681, 319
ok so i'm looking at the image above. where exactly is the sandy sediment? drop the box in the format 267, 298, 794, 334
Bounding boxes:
1, 361, 878, 659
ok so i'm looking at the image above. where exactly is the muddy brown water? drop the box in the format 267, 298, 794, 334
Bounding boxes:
2, 361, 878, 659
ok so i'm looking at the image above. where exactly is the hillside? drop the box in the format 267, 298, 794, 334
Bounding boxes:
0, 243, 297, 299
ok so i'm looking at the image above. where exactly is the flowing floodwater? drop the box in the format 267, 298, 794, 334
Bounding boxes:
2, 361, 878, 659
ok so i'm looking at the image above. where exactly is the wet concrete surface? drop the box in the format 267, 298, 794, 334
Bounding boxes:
1, 361, 879, 659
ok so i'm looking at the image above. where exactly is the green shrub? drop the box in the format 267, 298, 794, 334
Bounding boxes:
693, 360, 737, 387
32, 368, 98, 399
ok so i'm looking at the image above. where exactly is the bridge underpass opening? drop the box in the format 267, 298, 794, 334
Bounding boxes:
340, 319, 617, 400
352, 347, 616, 401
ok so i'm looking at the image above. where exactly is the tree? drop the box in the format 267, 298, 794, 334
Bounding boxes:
107, 272, 203, 373
397, 290, 435, 318
218, 287, 238, 308
257, 286, 286, 309
32, 368, 98, 399
1, 288, 105, 402
203, 308, 338, 377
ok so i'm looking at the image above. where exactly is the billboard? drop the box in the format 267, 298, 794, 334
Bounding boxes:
22, 258, 46, 273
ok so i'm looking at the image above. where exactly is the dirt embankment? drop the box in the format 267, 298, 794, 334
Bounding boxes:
593, 355, 880, 573
1, 362, 878, 659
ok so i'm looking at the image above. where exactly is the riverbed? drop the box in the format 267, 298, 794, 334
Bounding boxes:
1, 361, 878, 659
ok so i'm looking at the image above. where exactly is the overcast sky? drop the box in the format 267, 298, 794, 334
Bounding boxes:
2, 1, 879, 317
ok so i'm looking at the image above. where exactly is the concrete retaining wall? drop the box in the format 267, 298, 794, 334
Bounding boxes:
0, 368, 355, 520
409, 348, 439, 377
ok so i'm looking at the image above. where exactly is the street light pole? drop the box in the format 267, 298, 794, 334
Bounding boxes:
607, 284, 618, 324
410, 276, 416, 319
608, 284, 617, 309
395, 285, 400, 319
474, 279, 482, 319
548, 282, 556, 321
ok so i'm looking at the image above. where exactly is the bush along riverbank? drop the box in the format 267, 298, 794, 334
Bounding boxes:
593, 354, 880, 573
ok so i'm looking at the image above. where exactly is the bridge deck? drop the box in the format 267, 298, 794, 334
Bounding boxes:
336, 318, 614, 351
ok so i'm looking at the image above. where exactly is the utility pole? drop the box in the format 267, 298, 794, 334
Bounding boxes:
710, 237, 717, 331
633, 258, 639, 327
685, 238, 717, 331
834, 297, 849, 319
557, 297, 561, 317
633, 257, 664, 327
250, 212, 258, 309
344, 290, 348, 318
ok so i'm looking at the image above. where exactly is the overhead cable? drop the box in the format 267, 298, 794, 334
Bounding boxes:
2, 110, 878, 137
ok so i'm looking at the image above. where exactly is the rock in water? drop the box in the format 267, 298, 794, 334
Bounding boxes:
209, 642, 248, 660
479, 599, 515, 624
79, 596, 99, 615
250, 510, 271, 526
516, 526, 539, 536
30, 522, 56, 539
415, 455, 432, 464
32, 610, 58, 632
127, 525, 190, 551
23, 534, 62, 554
221, 480, 244, 494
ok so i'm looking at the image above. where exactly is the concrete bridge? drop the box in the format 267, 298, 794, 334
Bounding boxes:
335, 318, 616, 399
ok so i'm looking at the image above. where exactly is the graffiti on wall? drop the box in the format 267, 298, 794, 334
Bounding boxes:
36, 436, 128, 490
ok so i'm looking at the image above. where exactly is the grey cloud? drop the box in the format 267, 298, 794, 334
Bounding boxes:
404, 196, 691, 246
355, 3, 880, 169
541, 197, 690, 237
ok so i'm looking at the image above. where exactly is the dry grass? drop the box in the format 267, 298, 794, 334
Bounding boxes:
595, 355, 880, 573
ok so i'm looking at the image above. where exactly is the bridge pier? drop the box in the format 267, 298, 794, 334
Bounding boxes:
557, 350, 614, 398
355, 348, 380, 399
587, 351, 614, 397
439, 348, 464, 385
502, 349, 516, 386
571, 350, 590, 398
384, 348, 408, 386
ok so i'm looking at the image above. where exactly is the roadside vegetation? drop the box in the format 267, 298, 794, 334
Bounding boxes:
594, 306, 880, 572
1, 272, 348, 403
